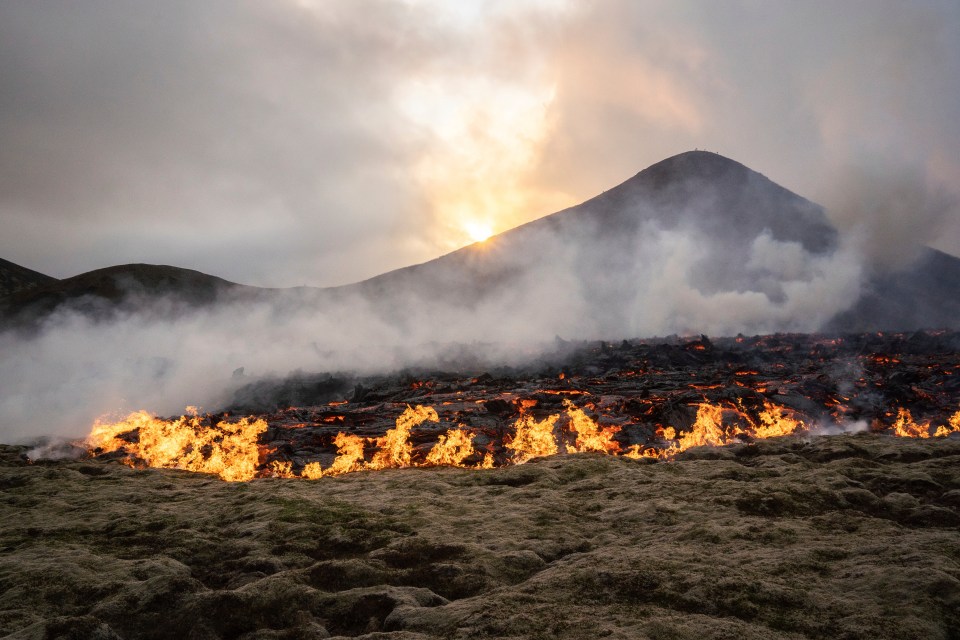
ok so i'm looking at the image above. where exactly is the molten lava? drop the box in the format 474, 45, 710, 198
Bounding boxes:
88, 409, 267, 482
892, 407, 931, 438
506, 412, 560, 464
84, 398, 960, 481
563, 399, 621, 454
82, 327, 960, 486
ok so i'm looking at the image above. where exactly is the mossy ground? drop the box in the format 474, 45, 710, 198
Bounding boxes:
1, 434, 958, 639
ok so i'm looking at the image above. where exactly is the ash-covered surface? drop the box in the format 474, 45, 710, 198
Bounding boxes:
221, 331, 960, 475
1, 434, 959, 639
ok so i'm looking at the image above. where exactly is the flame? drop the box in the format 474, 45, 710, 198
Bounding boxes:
477, 452, 495, 469
563, 399, 621, 454
930, 409, 960, 436
944, 409, 960, 436
748, 400, 805, 439
623, 444, 644, 459
674, 403, 727, 450
269, 460, 295, 478
369, 405, 439, 470
506, 412, 559, 464
891, 408, 930, 438
88, 411, 267, 482
623, 444, 660, 459
425, 427, 480, 467
85, 397, 954, 482
324, 432, 367, 476
301, 461, 324, 480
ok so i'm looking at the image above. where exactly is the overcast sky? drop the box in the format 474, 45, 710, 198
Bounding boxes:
1, 0, 958, 287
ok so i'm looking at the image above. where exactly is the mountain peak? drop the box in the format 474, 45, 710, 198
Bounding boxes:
636, 150, 752, 183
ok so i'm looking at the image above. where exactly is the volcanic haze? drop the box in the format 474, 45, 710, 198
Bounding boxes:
1, 151, 959, 442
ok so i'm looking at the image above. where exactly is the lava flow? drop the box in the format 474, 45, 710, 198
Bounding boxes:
88, 407, 267, 482
83, 331, 960, 481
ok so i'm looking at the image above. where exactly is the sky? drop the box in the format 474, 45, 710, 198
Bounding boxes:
1, 0, 958, 288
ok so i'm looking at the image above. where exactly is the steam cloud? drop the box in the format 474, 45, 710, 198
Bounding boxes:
0, 209, 864, 443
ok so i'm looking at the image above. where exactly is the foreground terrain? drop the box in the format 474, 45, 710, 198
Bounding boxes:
2, 434, 958, 639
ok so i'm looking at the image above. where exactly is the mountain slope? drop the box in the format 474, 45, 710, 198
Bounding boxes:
826, 247, 960, 332
352, 150, 838, 304
0, 263, 261, 327
0, 257, 57, 298
344, 151, 860, 337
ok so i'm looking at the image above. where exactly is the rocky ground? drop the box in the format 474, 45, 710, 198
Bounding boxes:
2, 433, 958, 639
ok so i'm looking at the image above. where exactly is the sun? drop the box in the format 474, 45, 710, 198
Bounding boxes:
464, 220, 493, 243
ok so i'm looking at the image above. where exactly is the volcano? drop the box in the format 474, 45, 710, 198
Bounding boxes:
346, 151, 960, 335
2, 151, 959, 334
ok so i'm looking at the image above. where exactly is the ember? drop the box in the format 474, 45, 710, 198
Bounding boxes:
83, 331, 960, 480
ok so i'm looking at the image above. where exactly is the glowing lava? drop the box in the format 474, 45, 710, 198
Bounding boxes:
88, 408, 267, 482
83, 398, 957, 482
506, 412, 560, 464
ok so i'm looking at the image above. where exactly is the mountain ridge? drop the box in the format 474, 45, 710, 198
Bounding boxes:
3, 151, 959, 334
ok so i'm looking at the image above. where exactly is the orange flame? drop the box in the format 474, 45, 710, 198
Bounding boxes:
425, 427, 480, 467
324, 432, 367, 476
368, 405, 438, 470
300, 461, 324, 480
747, 400, 805, 439
88, 410, 267, 482
937, 409, 960, 437
891, 408, 930, 438
85, 397, 952, 482
506, 412, 559, 464
563, 399, 621, 454
673, 403, 727, 450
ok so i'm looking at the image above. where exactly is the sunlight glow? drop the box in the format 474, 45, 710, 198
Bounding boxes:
464, 220, 493, 243
398, 74, 574, 251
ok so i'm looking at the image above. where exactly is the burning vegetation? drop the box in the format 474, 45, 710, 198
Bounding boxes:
83, 331, 960, 481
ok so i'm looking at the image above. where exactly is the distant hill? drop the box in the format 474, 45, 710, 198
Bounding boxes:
826, 247, 960, 332
0, 257, 58, 298
0, 263, 263, 327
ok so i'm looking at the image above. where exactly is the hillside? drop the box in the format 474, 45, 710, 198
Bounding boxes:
347, 151, 960, 334
0, 263, 263, 327
826, 247, 960, 332
0, 257, 57, 298
350, 151, 838, 305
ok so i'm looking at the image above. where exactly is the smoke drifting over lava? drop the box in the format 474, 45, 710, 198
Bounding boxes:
0, 152, 956, 442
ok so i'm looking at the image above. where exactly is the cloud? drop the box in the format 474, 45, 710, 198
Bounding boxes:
2, 1, 957, 289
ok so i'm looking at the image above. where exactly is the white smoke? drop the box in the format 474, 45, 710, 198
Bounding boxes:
0, 213, 866, 443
